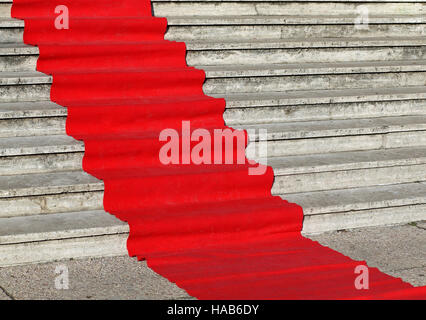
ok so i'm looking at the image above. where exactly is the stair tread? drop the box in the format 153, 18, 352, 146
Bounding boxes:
0, 210, 128, 245
0, 42, 38, 55
0, 100, 65, 118
267, 147, 426, 175
0, 17, 23, 27
282, 182, 426, 215
0, 134, 84, 156
240, 115, 426, 140
0, 170, 103, 198
0, 71, 51, 85
186, 36, 426, 49
167, 14, 426, 25
201, 60, 426, 77
221, 85, 426, 103
220, 86, 426, 107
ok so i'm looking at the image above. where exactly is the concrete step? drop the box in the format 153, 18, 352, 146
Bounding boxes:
0, 170, 103, 198
0, 116, 65, 137
0, 151, 83, 176
152, 1, 425, 17
244, 115, 426, 141
285, 182, 426, 233
0, 71, 51, 102
225, 99, 426, 125
0, 17, 22, 42
0, 170, 104, 218
0, 1, 11, 18
0, 134, 83, 157
0, 189, 103, 219
268, 147, 426, 175
0, 135, 84, 176
0, 70, 50, 84
0, 210, 127, 266
203, 61, 426, 96
221, 86, 426, 124
202, 60, 426, 77
221, 86, 426, 108
165, 15, 426, 41
186, 37, 425, 65
186, 36, 426, 50
204, 68, 426, 94
0, 100, 66, 119
245, 116, 426, 156
167, 15, 426, 26
269, 147, 426, 194
0, 43, 38, 72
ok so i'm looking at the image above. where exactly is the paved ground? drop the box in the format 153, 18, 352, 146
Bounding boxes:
0, 222, 424, 300
308, 221, 426, 287
0, 256, 192, 300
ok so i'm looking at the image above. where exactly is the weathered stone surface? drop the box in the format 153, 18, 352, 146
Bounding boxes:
0, 101, 66, 119
0, 190, 103, 218
0, 171, 104, 198
0, 210, 127, 244
0, 256, 191, 300
0, 234, 128, 267
284, 182, 426, 215
153, 1, 425, 17
0, 0, 425, 267
307, 223, 426, 279
0, 135, 84, 157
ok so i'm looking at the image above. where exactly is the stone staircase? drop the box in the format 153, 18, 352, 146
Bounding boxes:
0, 0, 425, 266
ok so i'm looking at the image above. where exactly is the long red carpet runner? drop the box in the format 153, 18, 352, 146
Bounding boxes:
12, 0, 426, 299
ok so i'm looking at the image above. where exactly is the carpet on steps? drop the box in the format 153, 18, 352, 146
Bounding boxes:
11, 0, 426, 299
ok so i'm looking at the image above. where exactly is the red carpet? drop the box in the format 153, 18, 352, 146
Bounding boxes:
12, 0, 426, 299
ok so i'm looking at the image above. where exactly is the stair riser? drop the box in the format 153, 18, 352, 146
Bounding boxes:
248, 131, 426, 157
0, 108, 66, 119
166, 24, 426, 41
0, 28, 22, 42
0, 152, 83, 176
0, 142, 83, 157
302, 204, 426, 234
0, 84, 50, 102
249, 122, 426, 141
223, 91, 426, 108
0, 3, 11, 18
0, 180, 103, 198
0, 55, 38, 72
0, 117, 65, 137
0, 191, 104, 218
187, 47, 425, 66
285, 183, 426, 216
154, 2, 425, 17
224, 99, 426, 125
204, 72, 426, 94
273, 164, 426, 194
